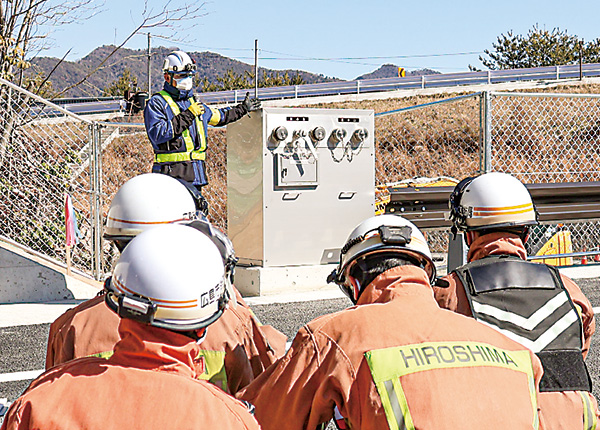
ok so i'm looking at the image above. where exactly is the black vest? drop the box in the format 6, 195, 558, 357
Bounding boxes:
453, 255, 591, 392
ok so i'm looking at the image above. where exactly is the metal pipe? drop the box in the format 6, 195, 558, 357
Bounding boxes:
528, 250, 600, 261
90, 123, 103, 279
0, 77, 93, 124
483, 91, 492, 173
147, 33, 152, 93
492, 91, 600, 99
254, 39, 258, 98
375, 92, 483, 117
580, 40, 583, 81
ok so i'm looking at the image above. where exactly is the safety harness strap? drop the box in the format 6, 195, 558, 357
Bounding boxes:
454, 256, 591, 392
155, 91, 206, 163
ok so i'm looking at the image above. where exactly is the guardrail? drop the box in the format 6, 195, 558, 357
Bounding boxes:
197, 63, 600, 104
385, 181, 600, 265
51, 62, 600, 114
385, 181, 600, 229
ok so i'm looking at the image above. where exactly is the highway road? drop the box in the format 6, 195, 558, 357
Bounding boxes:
37, 62, 600, 116
1, 274, 600, 425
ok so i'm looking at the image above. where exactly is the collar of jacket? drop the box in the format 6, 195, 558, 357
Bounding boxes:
110, 318, 201, 379
467, 232, 527, 262
357, 265, 433, 306
162, 81, 194, 101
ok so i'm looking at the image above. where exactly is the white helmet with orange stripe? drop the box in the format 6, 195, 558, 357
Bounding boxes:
328, 214, 435, 303
449, 172, 538, 233
105, 224, 228, 333
104, 173, 201, 251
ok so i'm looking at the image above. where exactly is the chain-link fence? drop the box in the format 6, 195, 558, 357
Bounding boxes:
3, 82, 600, 281
489, 92, 600, 182
97, 118, 229, 275
488, 92, 600, 258
374, 93, 484, 252
0, 79, 99, 275
374, 91, 600, 257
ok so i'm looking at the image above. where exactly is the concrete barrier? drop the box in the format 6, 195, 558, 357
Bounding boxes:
0, 238, 101, 304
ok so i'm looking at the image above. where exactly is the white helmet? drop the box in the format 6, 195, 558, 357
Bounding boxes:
162, 50, 197, 75
328, 214, 435, 302
449, 172, 538, 232
105, 224, 228, 331
104, 173, 200, 249
185, 219, 238, 308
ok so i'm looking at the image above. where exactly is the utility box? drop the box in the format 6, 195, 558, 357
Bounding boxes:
227, 107, 374, 272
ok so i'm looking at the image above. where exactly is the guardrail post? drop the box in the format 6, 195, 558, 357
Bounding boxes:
556, 66, 560, 80
357, 80, 361, 95
234, 90, 238, 104
294, 85, 298, 99
421, 75, 425, 89
487, 70, 491, 85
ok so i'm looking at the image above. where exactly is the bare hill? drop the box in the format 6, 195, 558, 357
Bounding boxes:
356, 63, 441, 80
28, 45, 342, 98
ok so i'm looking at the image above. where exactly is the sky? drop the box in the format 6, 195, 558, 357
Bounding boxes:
37, 0, 600, 81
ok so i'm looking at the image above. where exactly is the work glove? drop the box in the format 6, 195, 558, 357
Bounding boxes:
188, 101, 204, 117
243, 92, 261, 112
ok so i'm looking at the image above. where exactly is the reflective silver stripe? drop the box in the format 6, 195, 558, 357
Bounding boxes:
479, 311, 579, 352
529, 374, 539, 429
581, 391, 597, 430
472, 292, 569, 330
384, 379, 407, 430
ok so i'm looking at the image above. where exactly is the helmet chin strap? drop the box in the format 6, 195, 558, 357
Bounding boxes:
350, 277, 361, 303
195, 328, 207, 344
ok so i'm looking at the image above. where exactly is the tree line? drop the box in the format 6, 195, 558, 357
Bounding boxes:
103, 68, 306, 97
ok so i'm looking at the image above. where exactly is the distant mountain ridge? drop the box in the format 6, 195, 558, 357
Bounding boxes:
27, 46, 439, 97
356, 64, 441, 80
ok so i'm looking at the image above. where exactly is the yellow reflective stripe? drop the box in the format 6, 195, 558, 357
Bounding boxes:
249, 308, 263, 326
375, 378, 414, 430
196, 349, 228, 392
472, 203, 535, 217
208, 106, 222, 126
155, 91, 206, 163
366, 341, 538, 429
581, 391, 598, 430
155, 151, 205, 162
367, 342, 534, 378
88, 350, 113, 359
528, 370, 539, 430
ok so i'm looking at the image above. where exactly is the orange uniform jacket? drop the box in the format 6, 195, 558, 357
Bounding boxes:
45, 288, 286, 394
238, 265, 544, 430
2, 319, 260, 430
434, 232, 598, 430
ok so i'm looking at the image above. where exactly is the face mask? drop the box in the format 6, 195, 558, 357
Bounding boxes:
176, 76, 193, 91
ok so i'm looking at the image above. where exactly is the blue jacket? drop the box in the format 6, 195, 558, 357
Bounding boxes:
144, 82, 247, 186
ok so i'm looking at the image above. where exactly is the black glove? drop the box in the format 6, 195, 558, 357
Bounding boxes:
243, 92, 261, 112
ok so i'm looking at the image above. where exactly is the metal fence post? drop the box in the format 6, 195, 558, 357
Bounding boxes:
421, 75, 425, 89
482, 91, 492, 173
90, 122, 103, 279
357, 80, 361, 95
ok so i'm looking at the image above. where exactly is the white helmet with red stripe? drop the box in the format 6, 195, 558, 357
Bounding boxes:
449, 172, 538, 232
104, 173, 200, 250
105, 224, 228, 331
328, 215, 435, 303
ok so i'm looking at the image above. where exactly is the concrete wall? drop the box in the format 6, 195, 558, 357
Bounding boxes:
0, 239, 101, 304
